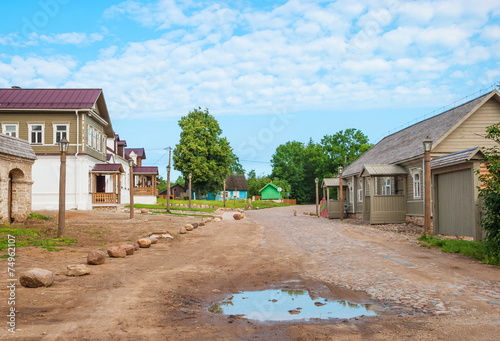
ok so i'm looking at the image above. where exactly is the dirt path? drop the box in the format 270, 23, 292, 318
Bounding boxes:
1, 206, 499, 340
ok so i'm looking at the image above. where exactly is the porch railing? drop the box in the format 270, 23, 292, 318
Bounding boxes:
133, 187, 156, 196
92, 193, 118, 204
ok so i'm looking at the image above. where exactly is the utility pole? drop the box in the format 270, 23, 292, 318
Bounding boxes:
166, 147, 172, 213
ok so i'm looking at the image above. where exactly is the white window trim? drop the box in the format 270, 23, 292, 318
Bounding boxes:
2, 123, 19, 137
53, 123, 70, 144
358, 179, 363, 202
28, 123, 45, 144
382, 177, 392, 195
410, 168, 422, 199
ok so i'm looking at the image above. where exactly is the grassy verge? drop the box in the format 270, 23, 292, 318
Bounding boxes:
156, 199, 290, 209
134, 204, 216, 213
0, 224, 77, 257
418, 235, 487, 262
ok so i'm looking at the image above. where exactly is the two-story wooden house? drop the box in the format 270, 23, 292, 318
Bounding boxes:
323, 89, 500, 240
0, 88, 132, 210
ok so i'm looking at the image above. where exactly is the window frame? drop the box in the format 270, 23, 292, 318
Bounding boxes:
357, 179, 363, 202
413, 173, 421, 199
53, 123, 69, 144
28, 123, 44, 144
2, 123, 19, 138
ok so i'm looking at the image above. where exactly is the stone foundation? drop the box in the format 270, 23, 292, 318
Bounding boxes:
92, 206, 119, 212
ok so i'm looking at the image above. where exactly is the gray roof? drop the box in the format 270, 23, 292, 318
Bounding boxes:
225, 174, 248, 191
431, 147, 483, 169
343, 90, 497, 177
0, 133, 37, 160
360, 164, 408, 177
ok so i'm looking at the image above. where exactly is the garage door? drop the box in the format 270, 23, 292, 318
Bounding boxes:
436, 169, 474, 237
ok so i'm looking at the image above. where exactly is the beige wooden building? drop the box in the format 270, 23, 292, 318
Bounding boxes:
324, 89, 500, 240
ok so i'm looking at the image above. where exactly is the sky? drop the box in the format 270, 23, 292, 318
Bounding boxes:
1, 0, 499, 180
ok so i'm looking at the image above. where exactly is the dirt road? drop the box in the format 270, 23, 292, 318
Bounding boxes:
1, 206, 499, 340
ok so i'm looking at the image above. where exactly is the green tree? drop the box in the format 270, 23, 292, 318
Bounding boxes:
174, 175, 185, 187
173, 107, 234, 194
478, 123, 500, 265
320, 128, 372, 172
229, 152, 245, 174
157, 175, 167, 193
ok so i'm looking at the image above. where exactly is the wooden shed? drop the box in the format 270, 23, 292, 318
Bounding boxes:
260, 183, 282, 200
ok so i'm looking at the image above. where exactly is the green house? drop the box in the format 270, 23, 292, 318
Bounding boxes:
259, 183, 282, 200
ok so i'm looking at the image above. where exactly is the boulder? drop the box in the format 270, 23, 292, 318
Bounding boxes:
87, 251, 106, 265
214, 217, 221, 222
191, 222, 199, 229
66, 264, 91, 277
179, 226, 187, 234
214, 215, 223, 220
20, 268, 54, 288
185, 224, 194, 231
141, 208, 149, 214
149, 236, 159, 244
119, 244, 135, 255
233, 213, 244, 220
107, 246, 127, 258
150, 232, 174, 239
137, 238, 152, 248
198, 221, 205, 227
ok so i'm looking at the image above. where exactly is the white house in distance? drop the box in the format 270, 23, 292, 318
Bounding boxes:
0, 87, 158, 211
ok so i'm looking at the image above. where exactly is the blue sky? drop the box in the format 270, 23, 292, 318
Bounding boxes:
1, 0, 499, 180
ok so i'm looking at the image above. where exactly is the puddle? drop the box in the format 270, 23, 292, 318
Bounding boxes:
209, 289, 377, 321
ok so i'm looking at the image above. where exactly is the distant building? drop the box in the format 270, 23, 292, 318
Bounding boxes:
207, 174, 248, 200
259, 182, 282, 200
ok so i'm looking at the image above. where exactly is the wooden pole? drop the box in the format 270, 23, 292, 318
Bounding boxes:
57, 150, 67, 237
424, 147, 432, 235
166, 147, 171, 213
339, 172, 344, 221
129, 163, 134, 219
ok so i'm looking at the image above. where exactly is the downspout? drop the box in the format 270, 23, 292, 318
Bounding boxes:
75, 110, 79, 209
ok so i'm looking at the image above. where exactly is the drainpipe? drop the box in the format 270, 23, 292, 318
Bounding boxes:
75, 110, 79, 210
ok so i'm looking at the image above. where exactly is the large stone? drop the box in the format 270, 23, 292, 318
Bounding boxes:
191, 222, 199, 229
149, 236, 159, 244
185, 224, 194, 231
119, 244, 135, 255
150, 232, 174, 239
20, 268, 54, 288
107, 246, 127, 258
179, 226, 187, 234
87, 251, 106, 265
214, 215, 223, 220
198, 221, 205, 227
137, 238, 152, 248
214, 217, 221, 222
66, 264, 91, 277
233, 213, 244, 220
141, 208, 149, 214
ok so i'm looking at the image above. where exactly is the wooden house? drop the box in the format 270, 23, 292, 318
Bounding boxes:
125, 148, 158, 204
260, 182, 282, 200
0, 88, 156, 210
159, 184, 186, 199
0, 134, 36, 222
207, 174, 249, 200
325, 89, 500, 240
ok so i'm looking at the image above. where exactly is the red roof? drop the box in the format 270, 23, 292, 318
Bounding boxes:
91, 164, 124, 173
126, 148, 145, 159
0, 88, 102, 109
133, 166, 158, 175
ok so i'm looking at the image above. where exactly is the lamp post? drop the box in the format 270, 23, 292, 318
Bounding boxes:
57, 138, 69, 238
423, 137, 433, 236
129, 159, 135, 219
166, 147, 172, 213
338, 166, 344, 221
315, 177, 319, 216
188, 173, 192, 208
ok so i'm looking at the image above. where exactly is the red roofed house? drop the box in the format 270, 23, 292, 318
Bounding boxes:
0, 87, 157, 210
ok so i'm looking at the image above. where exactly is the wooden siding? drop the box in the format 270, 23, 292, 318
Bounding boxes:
370, 195, 406, 224
434, 98, 500, 154
0, 112, 80, 154
327, 200, 341, 218
435, 169, 475, 237
83, 116, 107, 161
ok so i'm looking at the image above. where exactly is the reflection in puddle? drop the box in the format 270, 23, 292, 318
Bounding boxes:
209, 289, 377, 321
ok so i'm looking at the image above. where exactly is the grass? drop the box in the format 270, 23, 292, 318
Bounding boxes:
134, 203, 216, 213
418, 235, 487, 262
156, 198, 290, 210
0, 224, 77, 256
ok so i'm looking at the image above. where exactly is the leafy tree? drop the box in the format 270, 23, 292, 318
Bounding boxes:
320, 128, 372, 172
173, 107, 234, 194
478, 123, 500, 265
229, 152, 245, 174
157, 175, 167, 193
174, 175, 185, 187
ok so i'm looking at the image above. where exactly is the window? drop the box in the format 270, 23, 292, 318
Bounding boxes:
2, 124, 18, 137
54, 124, 69, 144
29, 124, 44, 144
348, 182, 354, 204
413, 173, 421, 199
382, 177, 392, 195
357, 179, 363, 202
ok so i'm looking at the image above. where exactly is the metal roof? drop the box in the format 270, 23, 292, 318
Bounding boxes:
431, 147, 483, 169
0, 88, 102, 109
126, 148, 145, 159
360, 164, 408, 176
133, 166, 158, 175
322, 178, 347, 187
0, 133, 37, 160
91, 164, 124, 173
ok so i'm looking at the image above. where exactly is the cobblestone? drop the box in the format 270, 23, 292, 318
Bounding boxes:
249, 205, 500, 316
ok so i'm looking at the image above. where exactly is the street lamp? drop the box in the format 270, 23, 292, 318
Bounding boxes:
338, 166, 344, 221
315, 177, 319, 216
423, 137, 433, 236
57, 138, 69, 238
129, 159, 135, 219
188, 173, 192, 208
166, 147, 172, 213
